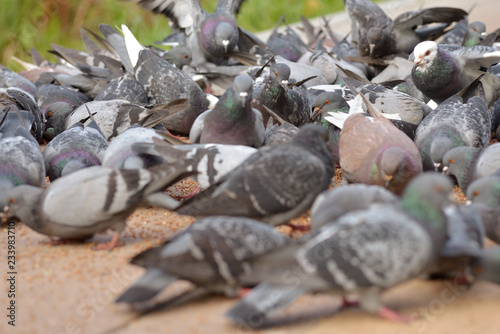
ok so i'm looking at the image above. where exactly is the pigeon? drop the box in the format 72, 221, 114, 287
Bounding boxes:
442, 143, 500, 193
35, 83, 90, 118
471, 246, 500, 285
126, 0, 254, 68
345, 0, 467, 58
116, 216, 290, 304
189, 75, 265, 147
175, 124, 335, 226
0, 110, 46, 191
466, 174, 500, 244
226, 173, 454, 327
490, 99, 500, 140
94, 73, 149, 105
66, 99, 188, 141
133, 136, 257, 189
429, 204, 485, 281
263, 122, 300, 146
310, 183, 399, 231
0, 161, 197, 250
339, 93, 423, 195
0, 87, 44, 141
266, 15, 308, 62
342, 77, 432, 125
252, 63, 312, 126
411, 41, 500, 106
0, 64, 36, 96
134, 49, 210, 134
414, 95, 490, 171
311, 91, 350, 164
43, 119, 108, 181
102, 125, 166, 169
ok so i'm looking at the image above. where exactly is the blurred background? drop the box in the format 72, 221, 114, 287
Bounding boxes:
1, 0, 343, 71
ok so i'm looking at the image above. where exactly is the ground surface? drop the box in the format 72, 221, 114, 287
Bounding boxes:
2, 0, 500, 333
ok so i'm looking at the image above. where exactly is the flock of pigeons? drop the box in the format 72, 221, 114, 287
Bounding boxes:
2, 0, 500, 329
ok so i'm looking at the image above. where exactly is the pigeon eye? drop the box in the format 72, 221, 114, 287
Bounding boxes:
326, 100, 330, 105
425, 50, 431, 56
434, 185, 443, 192
184, 54, 189, 59
449, 159, 454, 164
473, 27, 477, 32
473, 190, 479, 196
274, 71, 278, 77
9, 198, 15, 204
47, 111, 53, 117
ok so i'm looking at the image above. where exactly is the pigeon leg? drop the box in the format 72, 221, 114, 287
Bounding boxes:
377, 306, 414, 322
237, 287, 253, 298
164, 129, 187, 141
93, 233, 123, 251
341, 296, 360, 308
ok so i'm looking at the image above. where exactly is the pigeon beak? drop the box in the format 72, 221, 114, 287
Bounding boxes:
433, 162, 441, 171
222, 39, 230, 53
312, 106, 322, 120
384, 174, 393, 188
414, 57, 422, 65
369, 44, 375, 56
239, 91, 248, 107
465, 199, 472, 206
442, 166, 449, 175
281, 80, 288, 92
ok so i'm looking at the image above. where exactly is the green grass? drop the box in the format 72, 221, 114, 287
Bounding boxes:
1, 0, 344, 72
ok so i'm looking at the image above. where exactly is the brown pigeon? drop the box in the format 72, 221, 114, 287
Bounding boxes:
339, 93, 423, 195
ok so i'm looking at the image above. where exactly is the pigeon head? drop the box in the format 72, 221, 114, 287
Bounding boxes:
44, 102, 76, 140
467, 175, 500, 208
269, 63, 291, 89
412, 41, 438, 70
442, 146, 482, 191
401, 172, 453, 237
293, 124, 334, 168
1, 185, 43, 229
429, 135, 455, 171
312, 92, 349, 121
232, 74, 254, 107
363, 27, 390, 58
380, 146, 422, 194
200, 16, 238, 58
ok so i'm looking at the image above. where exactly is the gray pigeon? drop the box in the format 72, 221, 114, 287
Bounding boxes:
175, 124, 335, 226
345, 0, 467, 58
94, 73, 149, 105
67, 99, 187, 141
442, 143, 500, 192
189, 75, 265, 147
339, 95, 423, 195
0, 64, 36, 96
127, 0, 248, 67
133, 136, 257, 189
252, 63, 312, 126
411, 41, 500, 106
0, 110, 45, 191
226, 173, 454, 327
263, 122, 300, 146
43, 119, 108, 181
0, 87, 44, 141
134, 49, 210, 134
0, 162, 196, 250
310, 183, 399, 231
36, 83, 90, 119
471, 246, 500, 285
466, 174, 500, 244
429, 204, 485, 282
102, 125, 166, 169
414, 95, 490, 171
311, 91, 350, 164
116, 216, 290, 304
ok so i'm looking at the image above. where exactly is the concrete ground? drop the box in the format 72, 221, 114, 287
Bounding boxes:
2, 0, 500, 333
